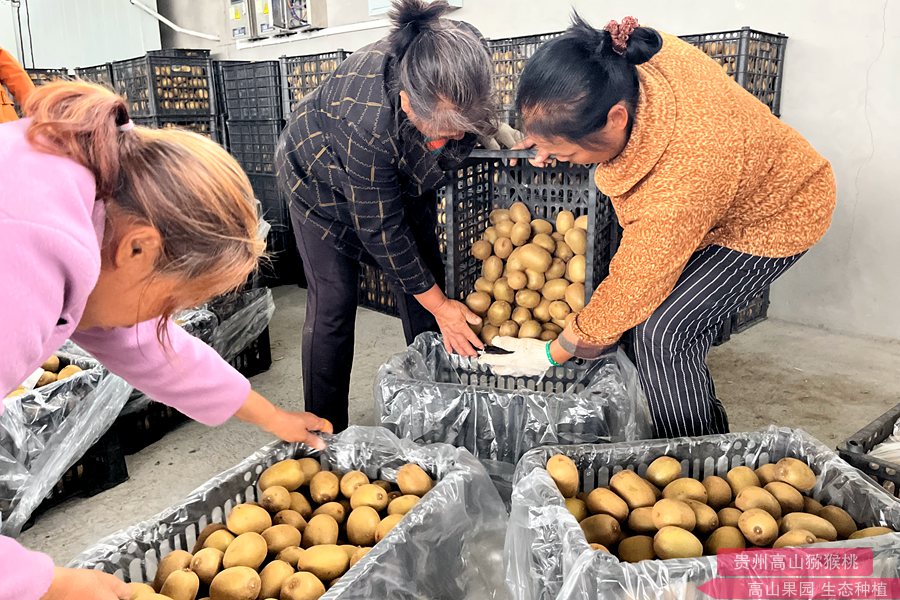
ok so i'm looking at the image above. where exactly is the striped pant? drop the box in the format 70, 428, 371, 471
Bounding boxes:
633, 245, 802, 438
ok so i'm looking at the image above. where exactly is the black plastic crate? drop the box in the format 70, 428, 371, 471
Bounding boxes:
280, 50, 349, 116
133, 115, 219, 142
114, 400, 190, 456
488, 32, 562, 125
34, 428, 128, 516
212, 59, 249, 116
261, 227, 305, 287
838, 403, 900, 499
680, 27, 787, 116
222, 60, 282, 121
216, 114, 229, 150
112, 54, 213, 118
444, 149, 617, 305
228, 326, 273, 377
731, 286, 770, 333
74, 63, 114, 87
26, 67, 70, 86
249, 173, 305, 286
359, 264, 400, 316
227, 119, 284, 174
248, 173, 289, 229
147, 48, 212, 59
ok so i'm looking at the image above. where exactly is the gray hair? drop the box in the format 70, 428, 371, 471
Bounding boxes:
389, 0, 497, 137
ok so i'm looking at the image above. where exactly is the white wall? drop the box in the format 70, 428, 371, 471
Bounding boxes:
110, 1, 900, 341
2, 0, 162, 69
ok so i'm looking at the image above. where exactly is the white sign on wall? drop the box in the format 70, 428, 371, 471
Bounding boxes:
368, 0, 462, 16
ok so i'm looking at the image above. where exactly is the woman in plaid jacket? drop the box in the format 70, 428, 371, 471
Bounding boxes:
277, 0, 506, 430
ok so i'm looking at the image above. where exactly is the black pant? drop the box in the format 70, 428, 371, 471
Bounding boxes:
632, 246, 802, 439
292, 195, 445, 432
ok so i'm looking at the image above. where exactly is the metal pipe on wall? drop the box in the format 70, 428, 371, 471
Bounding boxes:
128, 0, 220, 41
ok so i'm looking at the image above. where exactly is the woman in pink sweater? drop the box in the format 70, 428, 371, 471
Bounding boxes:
0, 82, 332, 599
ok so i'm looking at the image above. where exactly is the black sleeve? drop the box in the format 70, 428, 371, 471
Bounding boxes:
334, 120, 436, 295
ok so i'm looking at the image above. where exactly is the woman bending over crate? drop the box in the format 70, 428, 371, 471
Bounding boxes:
0, 81, 332, 600
276, 0, 520, 432
480, 15, 835, 439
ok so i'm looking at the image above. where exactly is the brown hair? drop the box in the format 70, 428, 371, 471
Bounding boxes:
23, 81, 265, 336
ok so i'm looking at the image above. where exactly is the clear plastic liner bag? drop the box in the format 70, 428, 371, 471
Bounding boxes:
375, 332, 653, 502
210, 287, 275, 361
506, 426, 900, 600
69, 425, 511, 600
174, 308, 218, 346
0, 342, 132, 535
869, 412, 900, 463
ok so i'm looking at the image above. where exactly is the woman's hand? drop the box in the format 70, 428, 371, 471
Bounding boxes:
431, 297, 484, 357
261, 410, 333, 449
42, 567, 130, 600
235, 391, 333, 449
415, 285, 484, 357
508, 136, 556, 168
476, 336, 552, 377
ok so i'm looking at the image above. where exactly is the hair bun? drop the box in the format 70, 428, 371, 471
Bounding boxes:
388, 0, 451, 56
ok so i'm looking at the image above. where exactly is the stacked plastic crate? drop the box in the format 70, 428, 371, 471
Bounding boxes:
112, 49, 218, 142
221, 60, 303, 286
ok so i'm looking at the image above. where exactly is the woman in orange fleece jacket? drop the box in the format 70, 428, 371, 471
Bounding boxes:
481, 16, 835, 438
0, 47, 34, 122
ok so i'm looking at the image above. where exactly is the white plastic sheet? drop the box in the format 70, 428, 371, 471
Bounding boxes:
375, 332, 652, 502
69, 426, 510, 599
506, 426, 900, 600
209, 287, 275, 361
0, 343, 132, 535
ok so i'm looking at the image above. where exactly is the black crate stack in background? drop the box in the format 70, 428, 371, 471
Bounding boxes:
680, 27, 787, 117
212, 60, 249, 151
280, 50, 349, 115
487, 33, 562, 129
15, 67, 69, 116
74, 63, 115, 88
221, 60, 302, 287
112, 49, 218, 143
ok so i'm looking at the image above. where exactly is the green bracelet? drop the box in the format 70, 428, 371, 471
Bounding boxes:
546, 341, 562, 367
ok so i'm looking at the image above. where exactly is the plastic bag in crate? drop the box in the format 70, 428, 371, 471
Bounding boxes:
506, 426, 900, 600
375, 332, 653, 500
209, 287, 275, 362
0, 342, 132, 535
69, 426, 509, 599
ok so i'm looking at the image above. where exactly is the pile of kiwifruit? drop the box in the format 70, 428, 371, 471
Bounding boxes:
466, 201, 587, 344
4, 355, 83, 399
153, 64, 211, 113
286, 57, 344, 111
545, 454, 897, 561
126, 458, 435, 600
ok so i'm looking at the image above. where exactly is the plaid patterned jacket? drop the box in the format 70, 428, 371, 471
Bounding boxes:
276, 39, 476, 295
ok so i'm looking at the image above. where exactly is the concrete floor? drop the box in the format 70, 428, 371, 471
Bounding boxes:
20, 285, 900, 564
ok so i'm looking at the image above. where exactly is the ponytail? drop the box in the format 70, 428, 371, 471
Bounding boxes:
387, 0, 449, 58
516, 12, 662, 143
387, 0, 496, 137
24, 81, 130, 200
21, 81, 264, 338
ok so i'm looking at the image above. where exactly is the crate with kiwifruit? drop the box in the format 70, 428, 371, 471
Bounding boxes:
127, 458, 438, 600
4, 354, 83, 399
544, 453, 898, 562
466, 201, 588, 344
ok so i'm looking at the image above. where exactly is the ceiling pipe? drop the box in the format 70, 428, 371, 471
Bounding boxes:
128, 0, 220, 42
